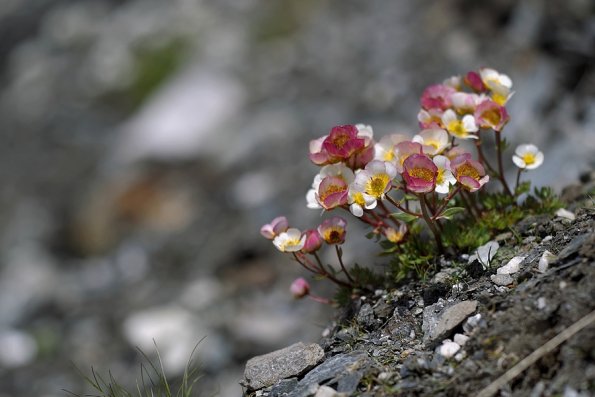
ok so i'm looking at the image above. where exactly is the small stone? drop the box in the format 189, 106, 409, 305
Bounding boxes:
437, 340, 460, 358
422, 300, 478, 345
454, 333, 470, 346
537, 250, 557, 273
491, 274, 513, 286
558, 234, 589, 260
243, 342, 324, 390
463, 313, 482, 334
555, 208, 576, 221
454, 352, 466, 362
314, 385, 344, 397
542, 235, 553, 242
497, 256, 525, 274
536, 297, 547, 310
357, 303, 375, 327
378, 372, 392, 381
468, 241, 499, 269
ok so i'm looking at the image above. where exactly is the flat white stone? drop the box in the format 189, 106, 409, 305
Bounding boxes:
469, 241, 499, 269
454, 333, 470, 346
537, 250, 557, 273
555, 208, 576, 221
497, 256, 525, 274
437, 340, 461, 358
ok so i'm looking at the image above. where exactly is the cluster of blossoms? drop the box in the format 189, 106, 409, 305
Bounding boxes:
262, 68, 544, 301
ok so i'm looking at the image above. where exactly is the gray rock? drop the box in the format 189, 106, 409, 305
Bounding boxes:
243, 342, 325, 391
270, 378, 299, 397
356, 303, 374, 327
558, 233, 589, 260
490, 274, 514, 286
290, 352, 371, 396
422, 300, 478, 346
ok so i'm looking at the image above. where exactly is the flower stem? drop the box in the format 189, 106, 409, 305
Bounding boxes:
419, 194, 444, 254
385, 194, 422, 217
308, 252, 353, 289
515, 168, 523, 193
432, 186, 462, 220
495, 130, 513, 197
475, 139, 498, 176
335, 245, 355, 284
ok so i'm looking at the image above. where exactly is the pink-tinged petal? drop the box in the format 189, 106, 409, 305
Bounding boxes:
347, 144, 375, 170
290, 278, 310, 298
464, 71, 487, 92
318, 176, 348, 210
323, 125, 365, 159
458, 175, 481, 191
402, 154, 438, 193
474, 100, 509, 131
260, 216, 289, 239
301, 229, 323, 253
394, 141, 423, 173
318, 216, 348, 245
421, 84, 456, 111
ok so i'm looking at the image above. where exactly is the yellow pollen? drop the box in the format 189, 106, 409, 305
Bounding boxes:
492, 93, 507, 106
319, 184, 345, 201
384, 151, 395, 161
352, 192, 366, 206
331, 133, 349, 149
522, 153, 536, 165
365, 174, 390, 198
426, 139, 440, 150
436, 169, 445, 185
324, 228, 343, 243
457, 163, 480, 180
280, 238, 302, 251
409, 167, 434, 182
448, 120, 466, 138
482, 109, 501, 126
386, 230, 404, 244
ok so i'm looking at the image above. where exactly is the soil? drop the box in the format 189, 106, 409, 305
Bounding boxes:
248, 182, 595, 396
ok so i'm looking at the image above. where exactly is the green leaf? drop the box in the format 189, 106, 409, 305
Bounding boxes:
403, 194, 418, 202
391, 212, 419, 223
436, 207, 466, 220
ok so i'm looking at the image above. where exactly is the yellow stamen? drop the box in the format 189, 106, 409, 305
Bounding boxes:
324, 228, 343, 244
352, 192, 366, 207
481, 109, 501, 127
365, 174, 390, 198
331, 133, 349, 149
319, 184, 345, 201
280, 238, 302, 251
522, 152, 536, 166
448, 120, 467, 138
492, 93, 507, 106
383, 150, 395, 161
457, 163, 480, 180
386, 229, 405, 244
436, 169, 445, 185
409, 167, 434, 182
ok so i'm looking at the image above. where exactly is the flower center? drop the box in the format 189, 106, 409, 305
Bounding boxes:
280, 238, 302, 251
409, 167, 434, 182
352, 192, 366, 206
319, 183, 346, 201
492, 93, 507, 106
324, 228, 343, 244
482, 109, 501, 127
331, 132, 350, 149
448, 120, 466, 138
365, 174, 390, 198
383, 150, 395, 161
522, 153, 536, 165
457, 163, 480, 180
436, 169, 445, 185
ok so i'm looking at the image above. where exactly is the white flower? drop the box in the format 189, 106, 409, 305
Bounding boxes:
373, 133, 409, 164
348, 171, 377, 217
412, 128, 449, 156
432, 155, 456, 194
479, 68, 514, 105
355, 123, 374, 145
352, 160, 397, 200
441, 109, 478, 140
450, 92, 485, 114
512, 144, 544, 170
443, 75, 462, 89
273, 228, 306, 252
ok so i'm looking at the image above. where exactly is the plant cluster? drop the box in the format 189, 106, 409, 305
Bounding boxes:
261, 68, 556, 303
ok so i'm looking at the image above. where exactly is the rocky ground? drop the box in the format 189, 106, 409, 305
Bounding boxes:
242, 180, 595, 396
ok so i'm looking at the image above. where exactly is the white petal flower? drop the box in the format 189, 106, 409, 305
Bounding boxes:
432, 155, 456, 194
355, 123, 374, 145
374, 134, 408, 164
512, 144, 544, 170
348, 175, 377, 217
412, 128, 449, 155
479, 68, 514, 105
442, 110, 478, 139
273, 228, 305, 252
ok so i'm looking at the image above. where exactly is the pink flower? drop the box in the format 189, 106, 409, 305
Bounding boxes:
323, 125, 365, 160
402, 154, 438, 193
290, 278, 310, 299
464, 71, 487, 92
474, 100, 509, 131
318, 216, 347, 245
308, 136, 331, 165
260, 216, 289, 239
420, 84, 457, 111
317, 176, 349, 210
309, 124, 375, 169
394, 141, 423, 173
301, 229, 323, 253
450, 154, 489, 192
417, 109, 444, 129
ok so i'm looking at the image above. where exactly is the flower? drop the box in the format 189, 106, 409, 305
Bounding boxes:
273, 228, 306, 252
308, 124, 375, 169
347, 174, 378, 217
417, 108, 444, 129
306, 164, 355, 210
394, 141, 423, 173
374, 133, 409, 164
402, 154, 438, 193
384, 223, 407, 244
474, 100, 510, 131
301, 229, 323, 253
420, 84, 457, 111
412, 128, 450, 155
352, 160, 397, 201
464, 71, 487, 92
443, 75, 462, 89
441, 109, 478, 139
450, 92, 485, 114
512, 144, 544, 170
433, 155, 457, 194
450, 153, 489, 192
479, 68, 513, 105
317, 176, 349, 210
318, 217, 347, 245
260, 216, 289, 239
290, 278, 310, 299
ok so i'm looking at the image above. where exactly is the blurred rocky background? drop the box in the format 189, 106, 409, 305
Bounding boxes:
0, 0, 592, 396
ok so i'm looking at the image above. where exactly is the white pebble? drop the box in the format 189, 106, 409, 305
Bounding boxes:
438, 340, 461, 358
538, 250, 557, 273
537, 297, 547, 310
454, 333, 470, 346
542, 235, 553, 242
497, 256, 525, 274
555, 208, 576, 221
